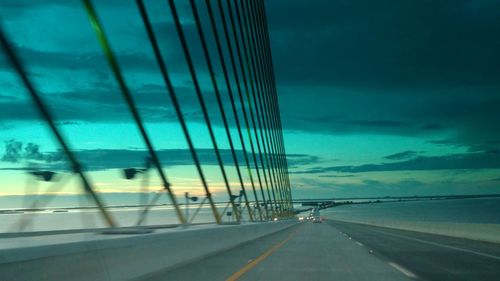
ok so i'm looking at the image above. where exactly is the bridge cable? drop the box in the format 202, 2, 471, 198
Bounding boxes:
203, 0, 271, 220
262, 0, 292, 211
239, 0, 286, 215
137, 0, 228, 224
257, 0, 293, 210
168, 0, 259, 223
241, 0, 285, 217
240, 0, 284, 214
189, 0, 256, 222
255, 0, 293, 212
252, 1, 293, 214
225, 0, 278, 216
246, 0, 289, 214
0, 27, 117, 227
242, 2, 283, 214
216, 0, 276, 218
250, 0, 290, 213
82, 0, 187, 224
232, 0, 282, 216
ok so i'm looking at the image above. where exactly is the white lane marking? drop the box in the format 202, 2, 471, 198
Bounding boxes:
365, 227, 500, 262
356, 241, 363, 246
388, 262, 417, 279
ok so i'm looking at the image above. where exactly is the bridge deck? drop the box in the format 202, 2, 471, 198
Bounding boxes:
141, 222, 409, 281
3, 220, 500, 280
140, 220, 500, 281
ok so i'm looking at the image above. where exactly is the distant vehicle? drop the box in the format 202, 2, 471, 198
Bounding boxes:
311, 207, 322, 223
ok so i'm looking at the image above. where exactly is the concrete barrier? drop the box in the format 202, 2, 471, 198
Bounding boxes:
0, 221, 297, 281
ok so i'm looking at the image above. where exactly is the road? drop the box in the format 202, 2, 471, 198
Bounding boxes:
139, 221, 411, 281
138, 220, 500, 281
328, 220, 500, 281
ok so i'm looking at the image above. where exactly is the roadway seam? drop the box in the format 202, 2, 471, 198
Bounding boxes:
337, 227, 419, 280
388, 262, 417, 279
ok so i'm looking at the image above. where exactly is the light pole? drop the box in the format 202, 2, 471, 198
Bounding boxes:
185, 192, 199, 224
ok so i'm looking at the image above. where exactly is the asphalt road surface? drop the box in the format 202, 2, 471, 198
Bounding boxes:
138, 220, 500, 280
139, 221, 411, 281
328, 220, 500, 281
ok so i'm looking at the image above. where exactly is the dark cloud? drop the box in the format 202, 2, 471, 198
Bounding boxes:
1, 0, 500, 199
54, 121, 81, 126
0, 167, 32, 171
0, 83, 221, 123
1, 140, 309, 172
428, 138, 500, 154
427, 139, 460, 146
23, 143, 45, 161
420, 123, 445, 131
0, 0, 73, 13
0, 35, 232, 124
68, 149, 315, 172
279, 89, 500, 153
0, 94, 18, 101
0, 45, 157, 74
2, 0, 499, 155
397, 179, 425, 187
268, 0, 500, 89
1, 140, 23, 163
1, 140, 64, 163
347, 120, 407, 128
265, 0, 500, 153
292, 176, 498, 199
291, 177, 434, 198
297, 150, 500, 174
289, 115, 419, 136
361, 179, 383, 186
0, 9, 205, 79
286, 154, 320, 168
0, 148, 232, 171
76, 149, 221, 171
384, 150, 418, 161
318, 174, 354, 178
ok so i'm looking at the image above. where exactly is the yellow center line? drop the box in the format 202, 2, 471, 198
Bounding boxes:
226, 226, 301, 281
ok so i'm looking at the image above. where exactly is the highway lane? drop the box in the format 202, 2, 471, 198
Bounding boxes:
138, 222, 411, 281
328, 220, 500, 281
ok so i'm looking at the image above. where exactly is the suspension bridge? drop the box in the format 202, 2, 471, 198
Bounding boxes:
1, 1, 500, 280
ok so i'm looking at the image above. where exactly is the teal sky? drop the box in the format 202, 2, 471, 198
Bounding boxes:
1, 0, 499, 201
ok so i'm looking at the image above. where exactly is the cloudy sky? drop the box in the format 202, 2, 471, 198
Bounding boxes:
1, 0, 499, 201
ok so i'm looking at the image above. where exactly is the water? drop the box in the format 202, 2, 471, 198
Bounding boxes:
3, 195, 499, 233
0, 193, 177, 210
323, 197, 500, 224
0, 194, 245, 233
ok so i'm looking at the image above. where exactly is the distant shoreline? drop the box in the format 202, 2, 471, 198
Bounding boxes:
293, 193, 500, 202
1, 193, 499, 214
